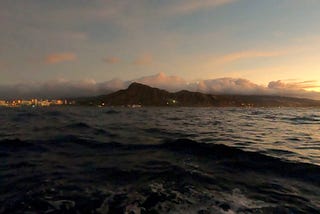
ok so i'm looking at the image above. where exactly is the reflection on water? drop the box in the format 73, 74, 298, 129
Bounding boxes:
0, 107, 320, 213
2, 107, 319, 164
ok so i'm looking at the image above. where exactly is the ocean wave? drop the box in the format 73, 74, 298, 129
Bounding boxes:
11, 112, 40, 122
64, 122, 92, 129
2, 107, 320, 213
2, 137, 319, 184
1, 138, 320, 213
104, 109, 120, 114
104, 139, 320, 186
163, 139, 320, 183
287, 115, 320, 124
2, 136, 318, 187
43, 110, 64, 117
0, 138, 46, 152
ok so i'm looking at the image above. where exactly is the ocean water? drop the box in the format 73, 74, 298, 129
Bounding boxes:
0, 107, 320, 213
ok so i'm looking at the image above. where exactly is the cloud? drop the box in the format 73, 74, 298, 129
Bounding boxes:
215, 50, 284, 65
134, 72, 188, 91
45, 52, 77, 64
97, 78, 128, 92
268, 80, 319, 90
195, 78, 320, 100
103, 57, 121, 64
0, 73, 319, 100
169, 0, 237, 15
133, 73, 320, 100
266, 80, 320, 99
124, 73, 320, 100
133, 54, 154, 66
0, 78, 127, 99
196, 78, 266, 95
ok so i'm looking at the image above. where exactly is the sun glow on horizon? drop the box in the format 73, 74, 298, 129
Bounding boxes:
306, 87, 320, 93
1, 0, 320, 99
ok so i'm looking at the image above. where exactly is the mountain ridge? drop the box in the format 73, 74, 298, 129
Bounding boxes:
76, 82, 320, 107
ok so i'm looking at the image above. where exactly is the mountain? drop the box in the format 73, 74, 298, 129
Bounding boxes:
76, 82, 320, 107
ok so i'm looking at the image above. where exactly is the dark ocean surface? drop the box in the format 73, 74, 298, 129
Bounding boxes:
1, 107, 320, 213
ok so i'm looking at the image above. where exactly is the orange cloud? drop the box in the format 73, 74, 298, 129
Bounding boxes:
133, 54, 153, 66
216, 50, 284, 64
45, 52, 77, 64
135, 72, 187, 91
103, 57, 121, 64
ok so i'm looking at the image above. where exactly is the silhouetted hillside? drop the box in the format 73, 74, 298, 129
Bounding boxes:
76, 82, 320, 107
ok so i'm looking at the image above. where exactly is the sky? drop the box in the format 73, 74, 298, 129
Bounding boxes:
1, 0, 320, 98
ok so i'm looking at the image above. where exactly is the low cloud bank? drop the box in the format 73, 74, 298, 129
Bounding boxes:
0, 79, 126, 99
0, 73, 319, 100
135, 73, 320, 100
135, 72, 187, 91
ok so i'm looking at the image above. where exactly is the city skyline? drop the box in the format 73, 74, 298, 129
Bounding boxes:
1, 0, 320, 97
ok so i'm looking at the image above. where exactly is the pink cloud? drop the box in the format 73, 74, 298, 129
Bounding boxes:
133, 54, 153, 66
196, 78, 266, 95
215, 50, 284, 65
45, 52, 77, 64
135, 72, 188, 91
103, 57, 121, 64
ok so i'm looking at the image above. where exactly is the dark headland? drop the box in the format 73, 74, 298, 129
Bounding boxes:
75, 82, 320, 107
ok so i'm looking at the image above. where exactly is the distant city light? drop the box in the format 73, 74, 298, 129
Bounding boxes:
0, 99, 75, 107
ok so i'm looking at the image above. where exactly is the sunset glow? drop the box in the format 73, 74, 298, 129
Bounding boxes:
1, 0, 320, 98
2, 1, 320, 212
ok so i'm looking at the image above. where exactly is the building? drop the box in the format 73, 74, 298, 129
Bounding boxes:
0, 100, 8, 107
